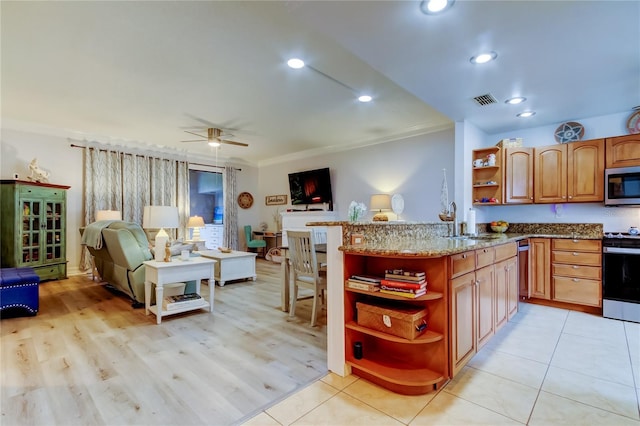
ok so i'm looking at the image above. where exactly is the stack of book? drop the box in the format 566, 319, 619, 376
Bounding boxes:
380, 269, 427, 298
163, 293, 203, 310
346, 274, 382, 292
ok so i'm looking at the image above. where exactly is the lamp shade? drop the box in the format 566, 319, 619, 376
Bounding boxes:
187, 216, 205, 228
142, 206, 179, 229
370, 194, 391, 211
95, 210, 122, 221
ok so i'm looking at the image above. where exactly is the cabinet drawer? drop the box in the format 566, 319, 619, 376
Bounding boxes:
552, 264, 601, 280
475, 247, 495, 269
552, 239, 601, 252
553, 276, 601, 307
450, 251, 475, 278
494, 242, 517, 262
552, 250, 601, 266
19, 186, 66, 200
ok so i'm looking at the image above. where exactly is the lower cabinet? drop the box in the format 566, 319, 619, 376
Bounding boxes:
551, 239, 602, 307
343, 253, 449, 395
529, 238, 552, 299
450, 242, 517, 376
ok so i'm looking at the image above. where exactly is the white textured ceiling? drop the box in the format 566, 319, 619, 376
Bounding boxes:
2, 1, 638, 166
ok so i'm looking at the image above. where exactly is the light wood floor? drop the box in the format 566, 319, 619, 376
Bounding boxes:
1, 259, 327, 426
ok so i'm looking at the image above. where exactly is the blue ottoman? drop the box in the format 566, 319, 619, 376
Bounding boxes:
0, 267, 40, 317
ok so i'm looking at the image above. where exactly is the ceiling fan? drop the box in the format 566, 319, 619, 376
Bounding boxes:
181, 128, 249, 147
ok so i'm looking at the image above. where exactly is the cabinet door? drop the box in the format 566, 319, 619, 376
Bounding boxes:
450, 272, 475, 375
475, 265, 494, 350
494, 259, 508, 331
529, 238, 551, 300
505, 257, 519, 320
567, 139, 604, 202
20, 198, 44, 266
534, 145, 567, 203
605, 135, 640, 168
504, 148, 534, 204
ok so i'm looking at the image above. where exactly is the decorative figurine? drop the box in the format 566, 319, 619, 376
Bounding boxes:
27, 158, 50, 183
164, 241, 172, 262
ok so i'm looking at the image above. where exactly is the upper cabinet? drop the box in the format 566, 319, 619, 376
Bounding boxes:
606, 134, 640, 168
504, 148, 534, 204
534, 139, 604, 203
472, 147, 502, 205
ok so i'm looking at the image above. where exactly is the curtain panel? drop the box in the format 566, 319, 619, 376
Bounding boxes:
79, 143, 189, 271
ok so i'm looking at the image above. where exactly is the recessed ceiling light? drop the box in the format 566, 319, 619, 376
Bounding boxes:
505, 97, 526, 105
358, 95, 372, 103
287, 58, 305, 69
420, 0, 455, 14
470, 51, 498, 64
517, 111, 536, 118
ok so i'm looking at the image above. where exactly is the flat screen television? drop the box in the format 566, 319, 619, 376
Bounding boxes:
288, 167, 333, 209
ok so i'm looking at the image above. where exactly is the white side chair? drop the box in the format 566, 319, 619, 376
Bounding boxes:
287, 230, 326, 327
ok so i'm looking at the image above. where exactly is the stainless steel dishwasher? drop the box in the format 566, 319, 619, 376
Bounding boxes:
518, 239, 529, 299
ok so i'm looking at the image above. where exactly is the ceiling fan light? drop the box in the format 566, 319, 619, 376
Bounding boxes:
287, 58, 305, 69
208, 141, 221, 147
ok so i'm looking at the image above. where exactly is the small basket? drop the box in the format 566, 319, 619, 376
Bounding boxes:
438, 212, 455, 222
496, 138, 523, 148
490, 225, 508, 233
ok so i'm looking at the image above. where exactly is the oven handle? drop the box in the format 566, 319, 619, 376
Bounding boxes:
603, 246, 640, 254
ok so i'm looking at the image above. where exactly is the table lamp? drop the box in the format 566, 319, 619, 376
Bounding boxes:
95, 210, 122, 221
187, 215, 205, 240
370, 194, 391, 222
143, 206, 179, 261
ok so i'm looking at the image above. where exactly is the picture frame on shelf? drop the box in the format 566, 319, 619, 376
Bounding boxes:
265, 194, 287, 205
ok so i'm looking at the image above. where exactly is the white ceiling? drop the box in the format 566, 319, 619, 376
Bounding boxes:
2, 1, 638, 166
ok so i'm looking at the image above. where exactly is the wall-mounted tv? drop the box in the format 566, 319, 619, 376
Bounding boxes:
288, 167, 333, 210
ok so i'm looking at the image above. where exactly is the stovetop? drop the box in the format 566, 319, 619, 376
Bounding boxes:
604, 232, 640, 239
603, 232, 640, 248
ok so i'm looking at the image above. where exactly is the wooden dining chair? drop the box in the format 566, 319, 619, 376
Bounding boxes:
287, 230, 326, 327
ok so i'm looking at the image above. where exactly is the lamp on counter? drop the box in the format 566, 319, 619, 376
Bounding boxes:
95, 210, 122, 221
143, 206, 179, 262
187, 215, 205, 241
370, 194, 391, 222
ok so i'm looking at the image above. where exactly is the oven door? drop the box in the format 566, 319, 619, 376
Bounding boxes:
603, 246, 640, 322
605, 166, 640, 206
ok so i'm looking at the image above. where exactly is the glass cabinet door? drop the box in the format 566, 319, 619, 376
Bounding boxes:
21, 199, 41, 264
45, 201, 64, 262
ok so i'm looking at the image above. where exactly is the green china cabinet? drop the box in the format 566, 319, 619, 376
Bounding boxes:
1, 180, 70, 281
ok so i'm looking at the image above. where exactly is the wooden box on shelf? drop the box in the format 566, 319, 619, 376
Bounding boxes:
356, 301, 428, 341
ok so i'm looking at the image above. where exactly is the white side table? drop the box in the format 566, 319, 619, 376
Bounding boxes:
143, 256, 216, 324
198, 250, 257, 286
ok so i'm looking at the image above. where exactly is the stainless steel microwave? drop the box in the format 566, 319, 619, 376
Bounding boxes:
605, 166, 640, 206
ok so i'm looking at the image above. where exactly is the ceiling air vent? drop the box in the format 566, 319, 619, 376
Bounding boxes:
473, 93, 498, 106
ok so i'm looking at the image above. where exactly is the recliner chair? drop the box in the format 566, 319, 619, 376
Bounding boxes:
244, 225, 267, 257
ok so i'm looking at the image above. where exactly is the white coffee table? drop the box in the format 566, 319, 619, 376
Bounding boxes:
198, 250, 257, 286
143, 256, 216, 324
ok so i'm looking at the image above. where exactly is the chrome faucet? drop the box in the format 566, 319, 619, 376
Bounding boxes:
449, 201, 459, 237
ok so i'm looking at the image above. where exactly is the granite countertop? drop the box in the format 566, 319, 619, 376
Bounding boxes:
339, 232, 601, 258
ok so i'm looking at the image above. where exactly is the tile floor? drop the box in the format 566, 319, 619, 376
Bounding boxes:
242, 303, 640, 426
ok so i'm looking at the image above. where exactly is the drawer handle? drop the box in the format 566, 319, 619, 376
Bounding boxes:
572, 278, 580, 282
572, 239, 579, 243
572, 252, 579, 256
573, 265, 579, 269
462, 254, 467, 259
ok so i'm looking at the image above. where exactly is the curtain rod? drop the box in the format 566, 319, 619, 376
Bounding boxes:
69, 143, 241, 171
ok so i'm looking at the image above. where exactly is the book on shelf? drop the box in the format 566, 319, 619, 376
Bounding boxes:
384, 273, 426, 282
380, 284, 425, 293
380, 279, 426, 290
163, 293, 203, 310
384, 269, 426, 278
346, 279, 380, 292
350, 274, 383, 283
379, 288, 427, 299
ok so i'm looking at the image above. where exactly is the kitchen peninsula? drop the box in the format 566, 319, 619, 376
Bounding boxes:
313, 221, 602, 395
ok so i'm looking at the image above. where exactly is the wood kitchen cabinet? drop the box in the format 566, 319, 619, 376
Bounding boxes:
551, 239, 602, 307
504, 147, 534, 204
606, 134, 640, 168
529, 238, 551, 300
534, 139, 604, 203
494, 244, 518, 328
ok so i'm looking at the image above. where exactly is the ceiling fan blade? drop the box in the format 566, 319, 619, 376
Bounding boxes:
181, 139, 207, 143
184, 130, 206, 138
221, 140, 249, 147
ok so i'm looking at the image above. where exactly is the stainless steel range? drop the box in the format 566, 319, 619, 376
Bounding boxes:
603, 232, 640, 323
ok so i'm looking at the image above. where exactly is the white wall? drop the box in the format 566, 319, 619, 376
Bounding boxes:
1, 128, 259, 274
257, 128, 455, 227
471, 111, 639, 232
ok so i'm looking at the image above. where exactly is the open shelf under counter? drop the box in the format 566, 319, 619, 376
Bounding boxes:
346, 321, 443, 344
345, 287, 443, 302
346, 357, 445, 395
